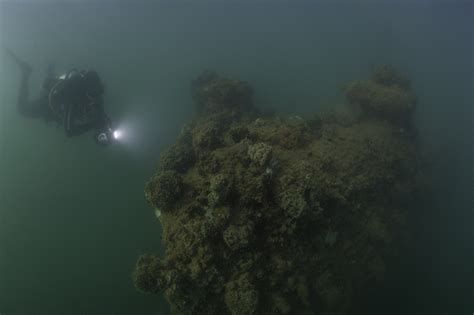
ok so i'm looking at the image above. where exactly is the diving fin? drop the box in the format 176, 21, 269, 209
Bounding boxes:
5, 48, 32, 76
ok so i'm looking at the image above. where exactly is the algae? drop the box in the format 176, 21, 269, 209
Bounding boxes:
134, 68, 421, 314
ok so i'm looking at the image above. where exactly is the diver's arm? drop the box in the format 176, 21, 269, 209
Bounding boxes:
95, 100, 112, 132
94, 103, 115, 145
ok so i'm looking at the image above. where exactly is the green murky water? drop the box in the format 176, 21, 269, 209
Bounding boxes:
0, 1, 472, 314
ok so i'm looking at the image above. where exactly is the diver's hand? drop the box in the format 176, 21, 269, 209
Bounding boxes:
95, 128, 114, 146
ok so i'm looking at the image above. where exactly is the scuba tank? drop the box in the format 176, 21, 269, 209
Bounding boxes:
48, 69, 83, 120
48, 69, 99, 133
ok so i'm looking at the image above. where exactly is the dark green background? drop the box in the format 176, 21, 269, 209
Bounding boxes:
0, 1, 472, 314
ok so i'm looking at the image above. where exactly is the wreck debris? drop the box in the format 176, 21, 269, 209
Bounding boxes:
135, 68, 421, 314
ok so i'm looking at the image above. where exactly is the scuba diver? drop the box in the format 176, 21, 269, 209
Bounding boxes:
7, 49, 116, 145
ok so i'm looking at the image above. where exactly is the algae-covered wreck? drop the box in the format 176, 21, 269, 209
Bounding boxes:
134, 66, 421, 314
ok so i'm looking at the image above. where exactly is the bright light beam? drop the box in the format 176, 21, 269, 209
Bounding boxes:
113, 129, 122, 140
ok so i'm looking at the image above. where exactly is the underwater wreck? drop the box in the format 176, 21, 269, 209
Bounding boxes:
134, 65, 421, 314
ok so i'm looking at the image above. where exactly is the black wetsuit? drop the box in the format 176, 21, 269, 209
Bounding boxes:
23, 70, 110, 137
